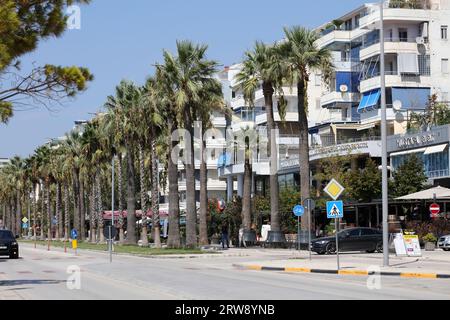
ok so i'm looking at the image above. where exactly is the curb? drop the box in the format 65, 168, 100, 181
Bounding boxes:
20, 242, 248, 260
233, 264, 450, 280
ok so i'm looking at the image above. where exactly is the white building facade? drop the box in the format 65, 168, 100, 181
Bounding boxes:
216, 0, 450, 199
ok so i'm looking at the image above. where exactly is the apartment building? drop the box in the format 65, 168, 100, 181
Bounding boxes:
217, 0, 450, 197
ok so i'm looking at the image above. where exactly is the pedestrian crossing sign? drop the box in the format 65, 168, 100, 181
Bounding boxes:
327, 201, 344, 219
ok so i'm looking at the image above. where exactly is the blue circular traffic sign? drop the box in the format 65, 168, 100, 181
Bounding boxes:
71, 229, 78, 239
293, 205, 305, 217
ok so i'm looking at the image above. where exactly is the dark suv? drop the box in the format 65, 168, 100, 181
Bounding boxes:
0, 230, 19, 259
311, 227, 383, 255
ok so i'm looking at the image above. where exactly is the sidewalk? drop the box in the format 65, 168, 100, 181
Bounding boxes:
233, 250, 450, 279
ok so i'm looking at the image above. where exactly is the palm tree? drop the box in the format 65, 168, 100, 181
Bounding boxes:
155, 60, 182, 248
63, 131, 85, 240
141, 78, 164, 248
280, 26, 333, 230
105, 80, 142, 244
6, 157, 27, 236
34, 145, 52, 239
235, 41, 287, 235
164, 40, 220, 248
196, 80, 227, 245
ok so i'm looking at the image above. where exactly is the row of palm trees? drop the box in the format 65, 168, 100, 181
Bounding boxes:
0, 26, 332, 247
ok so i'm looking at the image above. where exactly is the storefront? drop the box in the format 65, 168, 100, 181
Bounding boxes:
387, 125, 450, 185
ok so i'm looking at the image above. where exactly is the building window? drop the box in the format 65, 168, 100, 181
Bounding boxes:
355, 14, 360, 28
418, 55, 431, 76
399, 28, 408, 42
442, 26, 448, 40
442, 59, 449, 74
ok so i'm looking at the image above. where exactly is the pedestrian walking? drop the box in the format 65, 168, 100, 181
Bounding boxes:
239, 225, 247, 248
221, 223, 230, 249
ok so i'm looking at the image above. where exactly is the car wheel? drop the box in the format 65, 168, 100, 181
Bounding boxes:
317, 251, 326, 255
9, 252, 19, 259
326, 242, 336, 255
444, 249, 450, 252
376, 242, 383, 253
366, 250, 376, 253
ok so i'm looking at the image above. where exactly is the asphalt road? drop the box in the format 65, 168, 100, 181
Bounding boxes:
1, 244, 450, 300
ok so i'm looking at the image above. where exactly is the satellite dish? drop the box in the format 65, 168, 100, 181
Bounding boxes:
340, 84, 348, 93
393, 100, 403, 111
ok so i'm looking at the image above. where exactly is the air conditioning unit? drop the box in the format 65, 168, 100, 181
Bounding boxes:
416, 37, 425, 45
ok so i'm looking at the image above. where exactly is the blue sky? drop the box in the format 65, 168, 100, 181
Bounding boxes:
0, 0, 367, 158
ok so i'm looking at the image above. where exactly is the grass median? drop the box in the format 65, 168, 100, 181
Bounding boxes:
20, 240, 210, 256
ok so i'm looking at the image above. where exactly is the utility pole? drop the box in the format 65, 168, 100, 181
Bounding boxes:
380, 0, 390, 267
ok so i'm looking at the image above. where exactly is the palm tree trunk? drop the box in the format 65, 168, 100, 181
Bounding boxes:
199, 127, 208, 246
96, 169, 105, 243
1, 203, 5, 229
118, 153, 125, 244
90, 183, 97, 243
297, 79, 311, 231
40, 184, 45, 240
242, 153, 252, 230
139, 145, 149, 246
151, 139, 161, 248
125, 147, 137, 244
56, 182, 62, 239
263, 82, 281, 232
16, 190, 22, 237
72, 170, 81, 236
167, 118, 181, 248
64, 183, 70, 240
184, 108, 197, 248
80, 179, 86, 241
32, 185, 37, 237
46, 183, 51, 239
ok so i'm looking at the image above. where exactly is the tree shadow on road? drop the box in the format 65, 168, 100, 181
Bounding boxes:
0, 279, 66, 287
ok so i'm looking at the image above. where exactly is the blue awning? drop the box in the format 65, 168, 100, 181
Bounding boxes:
358, 89, 381, 113
357, 92, 371, 113
367, 89, 381, 108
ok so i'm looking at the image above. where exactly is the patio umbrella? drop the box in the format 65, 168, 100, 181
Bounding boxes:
396, 186, 450, 200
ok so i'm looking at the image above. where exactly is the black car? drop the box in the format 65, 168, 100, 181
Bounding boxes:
311, 227, 383, 255
0, 230, 19, 259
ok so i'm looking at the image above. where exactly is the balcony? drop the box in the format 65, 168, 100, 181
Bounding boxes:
360, 38, 425, 61
178, 179, 227, 191
359, 3, 432, 29
359, 72, 431, 93
316, 30, 352, 48
321, 91, 359, 108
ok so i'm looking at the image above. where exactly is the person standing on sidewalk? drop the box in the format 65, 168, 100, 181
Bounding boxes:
239, 225, 247, 248
221, 223, 230, 249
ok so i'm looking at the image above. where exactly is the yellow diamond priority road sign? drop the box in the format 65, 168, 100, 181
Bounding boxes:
324, 179, 345, 200
22, 217, 29, 224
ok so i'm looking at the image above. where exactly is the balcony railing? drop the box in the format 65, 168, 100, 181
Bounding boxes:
427, 169, 450, 179
311, 135, 381, 149
360, 70, 398, 81
362, 37, 427, 49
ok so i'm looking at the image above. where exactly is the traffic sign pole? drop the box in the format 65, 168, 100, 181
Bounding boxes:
336, 219, 340, 271
308, 207, 311, 261
293, 205, 305, 252
297, 216, 300, 251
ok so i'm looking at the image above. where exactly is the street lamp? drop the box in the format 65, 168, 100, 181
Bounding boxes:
379, 0, 390, 267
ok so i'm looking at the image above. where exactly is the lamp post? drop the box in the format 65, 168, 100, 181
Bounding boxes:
379, 0, 390, 267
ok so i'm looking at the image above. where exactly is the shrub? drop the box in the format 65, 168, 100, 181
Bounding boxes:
422, 233, 437, 243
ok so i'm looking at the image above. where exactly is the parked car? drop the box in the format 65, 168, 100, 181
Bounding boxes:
311, 227, 383, 255
0, 230, 19, 259
438, 235, 450, 251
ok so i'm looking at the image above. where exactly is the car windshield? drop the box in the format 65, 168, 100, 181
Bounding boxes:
0, 231, 14, 240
